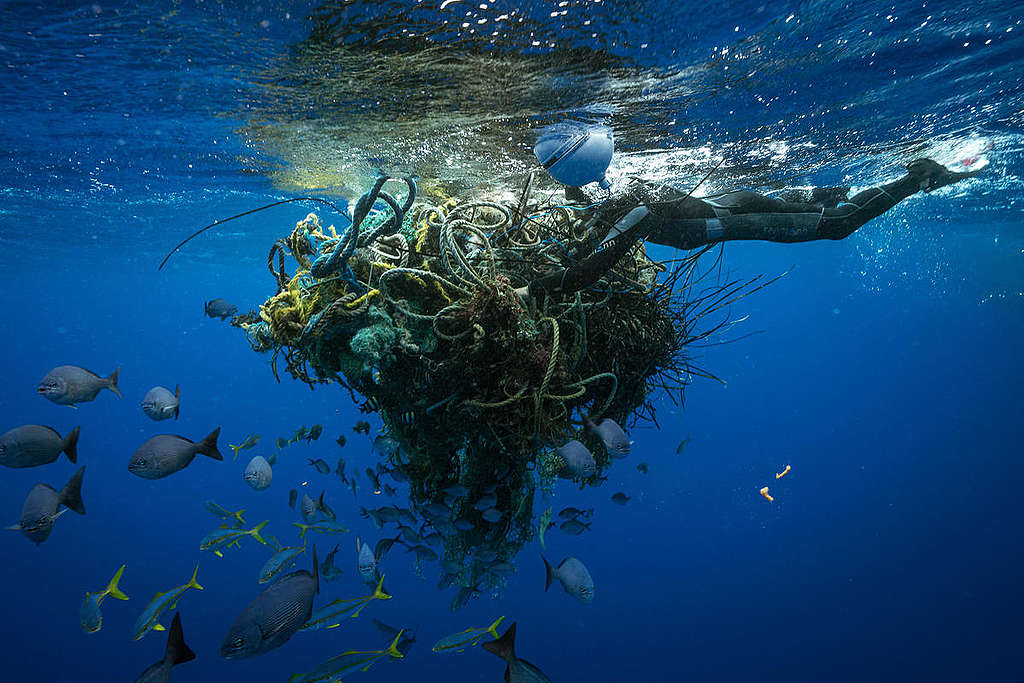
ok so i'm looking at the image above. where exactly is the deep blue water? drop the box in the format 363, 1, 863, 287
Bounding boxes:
1, 1, 1023, 682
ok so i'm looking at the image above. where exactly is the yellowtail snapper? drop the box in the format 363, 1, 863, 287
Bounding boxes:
79, 564, 128, 633
200, 520, 269, 554
132, 565, 202, 640
288, 631, 404, 683
299, 576, 390, 631
204, 500, 245, 528
259, 540, 306, 584
292, 521, 349, 539
228, 433, 259, 459
432, 616, 505, 653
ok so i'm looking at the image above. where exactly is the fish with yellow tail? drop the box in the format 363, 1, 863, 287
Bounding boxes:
288, 631, 404, 683
432, 616, 505, 653
132, 564, 203, 641
80, 564, 129, 633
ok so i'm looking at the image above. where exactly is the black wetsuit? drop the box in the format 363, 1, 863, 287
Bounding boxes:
527, 166, 936, 300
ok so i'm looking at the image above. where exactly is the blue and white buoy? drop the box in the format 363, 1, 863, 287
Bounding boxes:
533, 125, 614, 189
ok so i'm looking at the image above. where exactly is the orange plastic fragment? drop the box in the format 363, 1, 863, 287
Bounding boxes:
760, 486, 774, 502
775, 465, 791, 480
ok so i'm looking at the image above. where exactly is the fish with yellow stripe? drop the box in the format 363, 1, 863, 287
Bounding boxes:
132, 564, 203, 641
79, 564, 129, 633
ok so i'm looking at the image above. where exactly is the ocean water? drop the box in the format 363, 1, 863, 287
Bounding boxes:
1, 1, 1023, 682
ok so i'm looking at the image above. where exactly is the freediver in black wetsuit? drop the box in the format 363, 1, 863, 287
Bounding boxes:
522, 158, 981, 300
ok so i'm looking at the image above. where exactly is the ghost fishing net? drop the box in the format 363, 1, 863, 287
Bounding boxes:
228, 175, 758, 603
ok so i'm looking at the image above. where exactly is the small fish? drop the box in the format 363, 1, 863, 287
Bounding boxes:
353, 421, 370, 434
557, 507, 592, 520
406, 544, 438, 562
373, 619, 416, 656
7, 466, 86, 544
476, 549, 498, 563
204, 298, 237, 320
141, 385, 181, 422
433, 517, 458, 537
308, 424, 323, 441
442, 485, 469, 498
275, 437, 290, 449
357, 537, 380, 586
611, 492, 631, 505
537, 507, 552, 551
372, 435, 400, 458
348, 476, 358, 499
205, 500, 246, 527
453, 518, 474, 531
558, 519, 591, 536
292, 521, 349, 538
132, 612, 195, 683
636, 462, 649, 474
374, 534, 402, 562
556, 440, 596, 479
228, 433, 259, 459
80, 564, 129, 634
335, 457, 347, 480
38, 365, 120, 406
318, 491, 336, 522
366, 467, 382, 494
129, 429, 223, 479
221, 547, 319, 659
377, 506, 401, 524
543, 556, 594, 603
300, 493, 318, 523
432, 616, 505, 653
482, 622, 553, 683
244, 456, 273, 491
423, 502, 450, 518
449, 584, 481, 611
382, 483, 398, 497
288, 489, 298, 509
300, 575, 390, 631
200, 520, 268, 554
482, 508, 503, 523
293, 425, 310, 443
320, 544, 344, 582
308, 458, 330, 475
585, 416, 632, 456
398, 524, 422, 545
288, 631, 404, 682
132, 565, 203, 641
260, 541, 306, 583
675, 437, 691, 454
360, 506, 384, 529
0, 424, 79, 468
473, 494, 497, 511
335, 435, 347, 448
488, 562, 516, 577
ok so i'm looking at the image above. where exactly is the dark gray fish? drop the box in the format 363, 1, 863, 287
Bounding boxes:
128, 429, 223, 479
543, 556, 594, 603
308, 458, 330, 475
308, 424, 323, 441
360, 506, 384, 529
353, 421, 370, 434
335, 457, 347, 481
676, 437, 691, 454
481, 508, 503, 523
8, 466, 85, 545
637, 462, 649, 474
204, 298, 237, 320
335, 435, 347, 448
407, 544, 438, 562
476, 550, 498, 563
611, 492, 631, 505
433, 518, 458, 537
397, 507, 416, 526
558, 519, 591, 536
317, 491, 336, 522
377, 506, 400, 524
450, 584, 480, 611
398, 524, 422, 544
141, 385, 181, 421
320, 544, 344, 582
453, 518, 474, 531
387, 467, 409, 483
243, 456, 272, 490
473, 494, 497, 511
421, 532, 442, 546
288, 489, 298, 509
221, 547, 319, 659
382, 484, 398, 497
374, 534, 402, 562
482, 623, 552, 683
300, 493, 318, 523
556, 440, 596, 479
557, 507, 592, 520
366, 467, 382, 494
587, 417, 631, 456
132, 612, 195, 683
38, 365, 120, 406
0, 424, 79, 468
442, 484, 469, 498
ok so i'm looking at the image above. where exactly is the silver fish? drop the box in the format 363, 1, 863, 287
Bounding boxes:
244, 456, 272, 490
543, 556, 594, 603
141, 385, 181, 421
0, 424, 79, 468
558, 518, 591, 536
221, 548, 319, 659
259, 542, 305, 583
482, 622, 552, 683
300, 493, 318, 523
8, 466, 85, 545
356, 537, 379, 586
204, 298, 237, 320
556, 440, 596, 479
587, 417, 631, 456
129, 429, 223, 479
38, 365, 120, 406
132, 613, 195, 683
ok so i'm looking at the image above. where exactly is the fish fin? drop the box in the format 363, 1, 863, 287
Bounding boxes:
187, 563, 203, 591
5, 523, 22, 531
373, 575, 390, 600
173, 385, 180, 420
214, 550, 223, 558
312, 543, 320, 595
61, 466, 86, 515
63, 426, 80, 464
107, 564, 129, 601
165, 613, 196, 666
153, 622, 166, 632
106, 367, 121, 398
386, 631, 405, 658
481, 622, 516, 662
196, 427, 223, 460
486, 615, 506, 639
250, 520, 269, 546
542, 556, 554, 592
